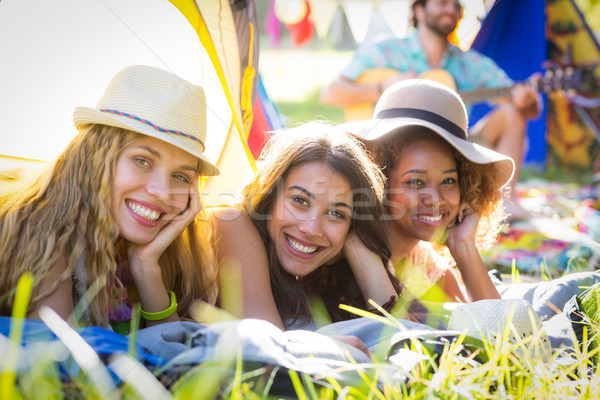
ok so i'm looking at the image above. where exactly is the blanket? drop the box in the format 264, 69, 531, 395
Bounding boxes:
483, 181, 600, 277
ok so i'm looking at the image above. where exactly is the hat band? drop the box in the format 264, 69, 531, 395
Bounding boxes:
100, 108, 205, 150
375, 108, 467, 140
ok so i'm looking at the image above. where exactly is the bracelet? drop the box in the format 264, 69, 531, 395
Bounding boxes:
367, 295, 397, 316
138, 290, 177, 320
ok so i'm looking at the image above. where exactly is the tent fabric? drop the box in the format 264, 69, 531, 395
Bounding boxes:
248, 92, 271, 159
545, 0, 600, 168
248, 74, 284, 158
169, 0, 260, 205
471, 0, 600, 168
469, 0, 547, 166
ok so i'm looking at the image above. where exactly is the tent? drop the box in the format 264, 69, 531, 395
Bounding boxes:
170, 0, 260, 205
0, 0, 263, 205
470, 0, 600, 169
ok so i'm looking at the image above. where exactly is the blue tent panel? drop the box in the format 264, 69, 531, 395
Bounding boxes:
470, 0, 547, 166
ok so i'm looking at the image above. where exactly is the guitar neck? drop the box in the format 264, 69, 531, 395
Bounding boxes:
458, 85, 516, 104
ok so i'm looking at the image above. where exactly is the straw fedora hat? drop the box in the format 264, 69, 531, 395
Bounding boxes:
73, 65, 219, 176
354, 79, 514, 191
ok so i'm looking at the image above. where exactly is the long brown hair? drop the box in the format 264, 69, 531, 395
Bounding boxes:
243, 121, 401, 327
0, 125, 218, 326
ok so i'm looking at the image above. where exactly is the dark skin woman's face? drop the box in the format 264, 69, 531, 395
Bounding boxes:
386, 136, 460, 243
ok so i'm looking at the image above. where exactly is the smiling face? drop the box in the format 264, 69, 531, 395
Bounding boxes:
111, 135, 199, 244
386, 135, 460, 244
267, 161, 353, 278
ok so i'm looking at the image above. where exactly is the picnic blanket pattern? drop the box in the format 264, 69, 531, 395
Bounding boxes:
482, 181, 600, 277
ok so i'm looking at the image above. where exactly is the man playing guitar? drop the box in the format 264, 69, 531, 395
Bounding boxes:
321, 0, 542, 221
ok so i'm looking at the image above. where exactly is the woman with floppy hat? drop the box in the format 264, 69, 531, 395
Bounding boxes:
351, 80, 600, 338
352, 79, 515, 304
212, 121, 401, 336
0, 65, 220, 333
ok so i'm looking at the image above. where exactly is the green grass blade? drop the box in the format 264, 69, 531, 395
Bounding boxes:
1, 272, 33, 399
110, 353, 172, 400
39, 306, 118, 399
128, 304, 141, 357
288, 369, 308, 400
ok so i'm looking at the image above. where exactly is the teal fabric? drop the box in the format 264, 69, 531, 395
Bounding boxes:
341, 31, 512, 113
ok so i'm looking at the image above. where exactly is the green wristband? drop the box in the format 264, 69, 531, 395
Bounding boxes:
139, 290, 177, 321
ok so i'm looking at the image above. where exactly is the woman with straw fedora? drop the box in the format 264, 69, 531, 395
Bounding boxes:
0, 65, 220, 334
350, 79, 515, 304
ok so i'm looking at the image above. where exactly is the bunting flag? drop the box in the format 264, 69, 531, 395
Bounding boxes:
309, 0, 339, 39
448, 8, 481, 51
379, 0, 411, 39
341, 1, 375, 44
285, 0, 314, 46
329, 5, 357, 50
265, 0, 283, 47
267, 0, 472, 48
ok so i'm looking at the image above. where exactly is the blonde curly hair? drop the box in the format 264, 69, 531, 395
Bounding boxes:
0, 125, 218, 326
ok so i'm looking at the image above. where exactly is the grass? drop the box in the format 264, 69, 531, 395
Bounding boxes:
2, 273, 600, 399
276, 88, 345, 126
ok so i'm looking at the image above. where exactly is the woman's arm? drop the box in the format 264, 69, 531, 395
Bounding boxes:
210, 207, 284, 330
127, 184, 203, 326
435, 267, 467, 303
445, 204, 501, 302
343, 232, 398, 311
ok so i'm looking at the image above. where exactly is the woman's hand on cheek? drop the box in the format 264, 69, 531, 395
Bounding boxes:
128, 183, 202, 272
445, 203, 478, 250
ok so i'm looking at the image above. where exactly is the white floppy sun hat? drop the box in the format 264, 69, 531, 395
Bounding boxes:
73, 65, 219, 176
448, 299, 552, 359
355, 79, 515, 192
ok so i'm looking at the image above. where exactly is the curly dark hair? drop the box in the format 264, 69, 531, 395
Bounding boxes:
366, 127, 506, 251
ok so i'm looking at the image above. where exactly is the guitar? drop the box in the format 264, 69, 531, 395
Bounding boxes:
344, 67, 583, 121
